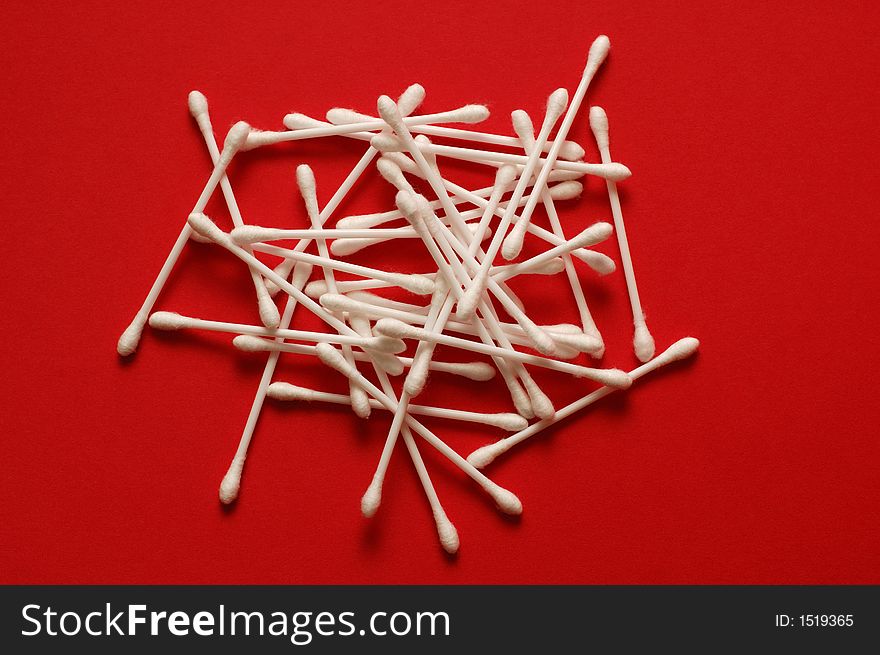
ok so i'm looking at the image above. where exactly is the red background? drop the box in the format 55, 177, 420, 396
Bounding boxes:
2, 1, 878, 584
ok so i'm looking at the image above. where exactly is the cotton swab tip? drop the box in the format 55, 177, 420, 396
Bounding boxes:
296, 163, 317, 194
265, 382, 314, 401
654, 337, 700, 366
258, 296, 281, 329
633, 324, 656, 362
390, 273, 435, 295
148, 311, 188, 330
219, 458, 244, 505
546, 88, 570, 121
361, 480, 383, 518
451, 104, 490, 123
558, 141, 586, 161
496, 164, 518, 187
376, 95, 405, 132
435, 514, 460, 554
603, 162, 632, 182
398, 83, 426, 114
589, 106, 610, 150
374, 317, 419, 340
282, 113, 324, 130
453, 362, 496, 382
572, 221, 614, 248
467, 442, 506, 469
490, 485, 523, 515
186, 212, 230, 245
230, 225, 268, 245
586, 35, 612, 73
592, 368, 632, 389
224, 121, 251, 152
116, 320, 145, 356
548, 181, 583, 201
187, 90, 209, 119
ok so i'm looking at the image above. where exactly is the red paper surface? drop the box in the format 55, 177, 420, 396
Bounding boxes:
1, 1, 878, 584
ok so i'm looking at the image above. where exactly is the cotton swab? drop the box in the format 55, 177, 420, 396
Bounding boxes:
512, 108, 604, 351
248, 242, 434, 295
187, 91, 279, 328
455, 89, 570, 321
334, 169, 583, 230
329, 222, 489, 257
375, 318, 632, 388
266, 383, 528, 431
314, 343, 523, 515
324, 107, 587, 161
244, 105, 489, 150
147, 311, 405, 353
501, 35, 612, 260
218, 262, 312, 503
231, 223, 485, 245
116, 120, 252, 356
467, 338, 700, 468
590, 105, 655, 362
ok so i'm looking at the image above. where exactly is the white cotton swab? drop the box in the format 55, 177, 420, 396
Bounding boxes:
324, 107, 586, 161
231, 224, 477, 244
186, 92, 279, 328
334, 168, 583, 230
511, 108, 604, 351
371, 135, 631, 180
147, 311, 405, 353
266, 383, 528, 431
217, 262, 313, 503
314, 343, 523, 515
116, 119, 252, 355
232, 336, 496, 382
217, 129, 387, 505
375, 318, 632, 388
296, 163, 372, 417
329, 222, 488, 257
245, 105, 489, 150
467, 338, 700, 468
590, 105, 655, 362
249, 242, 435, 295
455, 89, 570, 321
501, 35, 612, 260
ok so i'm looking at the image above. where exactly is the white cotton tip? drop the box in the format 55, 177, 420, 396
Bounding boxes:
187, 90, 209, 120
230, 225, 269, 245
403, 347, 434, 397
304, 280, 328, 298
511, 109, 535, 147
315, 342, 354, 376
589, 106, 610, 151
232, 335, 272, 352
467, 441, 507, 469
319, 293, 360, 314
577, 250, 617, 276
326, 107, 373, 125
187, 212, 231, 246
532, 258, 566, 275
257, 293, 280, 329
558, 141, 587, 161
654, 337, 700, 366
377, 157, 412, 192
434, 512, 460, 554
455, 274, 486, 321
361, 480, 383, 518
397, 83, 426, 116
265, 260, 296, 297
282, 112, 325, 130
485, 413, 527, 432
390, 273, 435, 295
589, 368, 632, 389
265, 382, 315, 401
633, 323, 656, 363
496, 164, 519, 188
373, 318, 419, 340
505, 378, 534, 419
219, 458, 244, 505
544, 323, 584, 334
501, 225, 526, 261
376, 95, 405, 132
487, 484, 523, 515
349, 384, 372, 419
585, 35, 612, 77
116, 319, 145, 356
572, 222, 614, 249
551, 331, 605, 354
370, 133, 403, 152
296, 163, 317, 195
292, 261, 313, 285
366, 336, 407, 354
448, 104, 490, 124
148, 311, 188, 331
451, 362, 496, 382
548, 180, 583, 201
223, 121, 251, 154
601, 162, 632, 182
546, 88, 570, 122
521, 378, 555, 419
519, 320, 557, 357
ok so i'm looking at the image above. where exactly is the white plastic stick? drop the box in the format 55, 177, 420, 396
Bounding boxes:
590, 105, 655, 362
467, 338, 700, 467
116, 119, 251, 355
